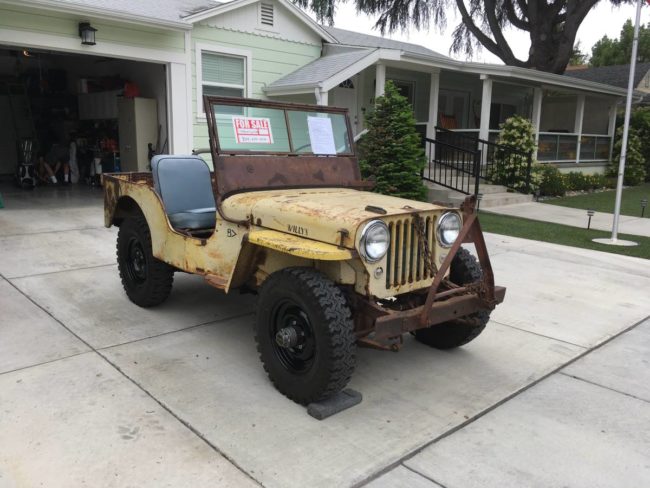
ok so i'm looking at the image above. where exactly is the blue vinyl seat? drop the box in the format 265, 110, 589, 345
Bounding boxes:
151, 155, 216, 230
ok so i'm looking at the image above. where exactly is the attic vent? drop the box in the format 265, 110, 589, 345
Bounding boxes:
260, 3, 274, 26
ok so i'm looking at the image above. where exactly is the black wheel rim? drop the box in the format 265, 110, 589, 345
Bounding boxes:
125, 237, 147, 284
270, 299, 316, 374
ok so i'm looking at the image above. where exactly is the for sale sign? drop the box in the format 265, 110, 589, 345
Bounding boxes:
232, 116, 274, 144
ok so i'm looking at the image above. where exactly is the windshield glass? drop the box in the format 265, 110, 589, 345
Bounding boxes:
209, 100, 353, 156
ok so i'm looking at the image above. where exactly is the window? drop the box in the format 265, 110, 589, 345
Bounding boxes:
196, 44, 251, 115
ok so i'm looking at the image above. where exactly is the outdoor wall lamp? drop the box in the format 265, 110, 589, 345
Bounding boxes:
587, 209, 595, 230
79, 22, 97, 46
641, 198, 648, 218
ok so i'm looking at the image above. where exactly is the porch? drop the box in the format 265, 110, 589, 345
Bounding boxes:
265, 49, 621, 172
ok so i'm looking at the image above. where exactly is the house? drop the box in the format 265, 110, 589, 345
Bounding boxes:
565, 62, 650, 105
0, 0, 634, 179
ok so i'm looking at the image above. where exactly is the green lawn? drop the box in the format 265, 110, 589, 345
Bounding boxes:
543, 182, 650, 217
478, 211, 650, 260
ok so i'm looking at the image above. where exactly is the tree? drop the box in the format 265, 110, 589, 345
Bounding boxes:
609, 126, 646, 186
359, 81, 428, 201
296, 0, 632, 74
569, 41, 588, 66
590, 19, 650, 66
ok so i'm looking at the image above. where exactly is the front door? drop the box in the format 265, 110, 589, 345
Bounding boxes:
331, 77, 359, 136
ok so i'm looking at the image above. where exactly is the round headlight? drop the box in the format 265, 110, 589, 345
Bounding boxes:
360, 220, 389, 263
437, 212, 461, 247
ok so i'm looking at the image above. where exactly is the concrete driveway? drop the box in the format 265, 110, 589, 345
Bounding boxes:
1, 183, 649, 488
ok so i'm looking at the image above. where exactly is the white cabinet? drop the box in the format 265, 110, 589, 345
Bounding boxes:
118, 97, 158, 172
78, 90, 120, 120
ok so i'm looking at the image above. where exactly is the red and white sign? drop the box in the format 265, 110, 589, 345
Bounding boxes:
232, 116, 274, 144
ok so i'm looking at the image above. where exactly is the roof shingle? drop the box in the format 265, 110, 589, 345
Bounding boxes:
564, 63, 650, 89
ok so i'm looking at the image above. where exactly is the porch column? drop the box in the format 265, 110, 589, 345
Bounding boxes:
426, 70, 440, 140
608, 101, 618, 162
478, 75, 493, 142
531, 87, 543, 161
315, 88, 329, 106
375, 63, 386, 99
574, 94, 586, 164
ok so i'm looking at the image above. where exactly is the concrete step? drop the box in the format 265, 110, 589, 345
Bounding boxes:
448, 192, 533, 208
425, 181, 533, 208
424, 180, 508, 195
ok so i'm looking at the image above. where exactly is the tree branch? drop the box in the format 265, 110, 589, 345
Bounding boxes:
503, 0, 529, 30
483, 0, 519, 64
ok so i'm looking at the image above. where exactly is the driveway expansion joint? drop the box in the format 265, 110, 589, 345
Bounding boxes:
352, 313, 650, 488
0, 271, 263, 487
559, 372, 650, 405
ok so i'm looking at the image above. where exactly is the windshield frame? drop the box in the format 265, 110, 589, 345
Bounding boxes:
205, 96, 355, 157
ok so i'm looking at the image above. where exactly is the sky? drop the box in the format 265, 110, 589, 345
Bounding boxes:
316, 1, 650, 65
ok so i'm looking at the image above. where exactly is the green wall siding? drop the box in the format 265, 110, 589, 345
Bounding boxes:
0, 4, 185, 53
191, 24, 321, 152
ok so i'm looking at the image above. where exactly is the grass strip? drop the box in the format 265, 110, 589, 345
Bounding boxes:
543, 183, 650, 218
478, 211, 650, 260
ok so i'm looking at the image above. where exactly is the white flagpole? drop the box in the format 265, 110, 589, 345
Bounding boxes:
611, 0, 643, 243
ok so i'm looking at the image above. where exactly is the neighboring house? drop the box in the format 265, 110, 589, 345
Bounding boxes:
565, 62, 650, 105
0, 0, 637, 176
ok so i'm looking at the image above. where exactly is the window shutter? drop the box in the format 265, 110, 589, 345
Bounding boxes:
202, 53, 245, 86
260, 3, 274, 26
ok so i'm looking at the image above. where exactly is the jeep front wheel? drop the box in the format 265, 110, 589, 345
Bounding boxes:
117, 213, 174, 307
255, 268, 356, 405
414, 247, 490, 349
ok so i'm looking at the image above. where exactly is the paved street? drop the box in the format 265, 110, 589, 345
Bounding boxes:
1, 183, 649, 488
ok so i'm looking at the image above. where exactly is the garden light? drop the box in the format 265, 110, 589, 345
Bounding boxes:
641, 198, 647, 218
587, 209, 595, 230
477, 193, 483, 212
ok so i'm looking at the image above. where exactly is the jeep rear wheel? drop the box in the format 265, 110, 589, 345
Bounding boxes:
414, 247, 490, 349
255, 268, 356, 405
117, 213, 174, 307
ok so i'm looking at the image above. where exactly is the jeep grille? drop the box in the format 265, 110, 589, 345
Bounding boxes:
386, 213, 438, 290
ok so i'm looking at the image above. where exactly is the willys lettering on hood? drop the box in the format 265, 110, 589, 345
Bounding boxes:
222, 188, 446, 247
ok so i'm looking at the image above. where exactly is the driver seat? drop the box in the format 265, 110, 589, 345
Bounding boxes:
151, 155, 217, 230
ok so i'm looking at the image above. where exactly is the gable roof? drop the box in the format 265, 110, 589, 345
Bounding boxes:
564, 62, 650, 89
323, 26, 449, 61
13, 0, 218, 28
182, 0, 337, 42
269, 49, 375, 89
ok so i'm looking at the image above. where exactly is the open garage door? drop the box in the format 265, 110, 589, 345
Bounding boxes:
0, 47, 168, 184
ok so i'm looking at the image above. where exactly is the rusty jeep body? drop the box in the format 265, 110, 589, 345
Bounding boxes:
103, 96, 505, 405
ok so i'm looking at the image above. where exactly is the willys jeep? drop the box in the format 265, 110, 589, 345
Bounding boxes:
103, 96, 506, 405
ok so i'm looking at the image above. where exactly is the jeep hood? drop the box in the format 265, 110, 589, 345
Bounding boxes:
222, 188, 446, 248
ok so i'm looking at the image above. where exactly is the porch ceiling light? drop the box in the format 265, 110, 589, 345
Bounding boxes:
79, 22, 97, 46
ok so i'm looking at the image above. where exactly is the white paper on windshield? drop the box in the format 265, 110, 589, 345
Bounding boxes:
232, 116, 274, 144
307, 116, 336, 155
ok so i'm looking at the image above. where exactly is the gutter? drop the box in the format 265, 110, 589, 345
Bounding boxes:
3, 0, 193, 31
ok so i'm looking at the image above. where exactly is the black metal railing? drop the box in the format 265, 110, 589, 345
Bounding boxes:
434, 127, 533, 194
422, 137, 480, 195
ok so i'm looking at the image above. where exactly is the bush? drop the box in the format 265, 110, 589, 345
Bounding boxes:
536, 164, 566, 196
608, 126, 647, 186
630, 107, 650, 181
491, 115, 537, 192
359, 81, 428, 201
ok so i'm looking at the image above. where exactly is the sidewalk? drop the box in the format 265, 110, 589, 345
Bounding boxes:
488, 201, 650, 237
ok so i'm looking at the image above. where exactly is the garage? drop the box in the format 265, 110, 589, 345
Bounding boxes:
0, 47, 168, 187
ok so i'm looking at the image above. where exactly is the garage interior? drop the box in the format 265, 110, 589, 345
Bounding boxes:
0, 47, 168, 189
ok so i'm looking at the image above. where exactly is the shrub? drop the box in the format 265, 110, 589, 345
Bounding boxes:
608, 126, 647, 186
564, 172, 590, 192
537, 164, 566, 196
491, 115, 537, 192
359, 81, 428, 201
630, 107, 650, 181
